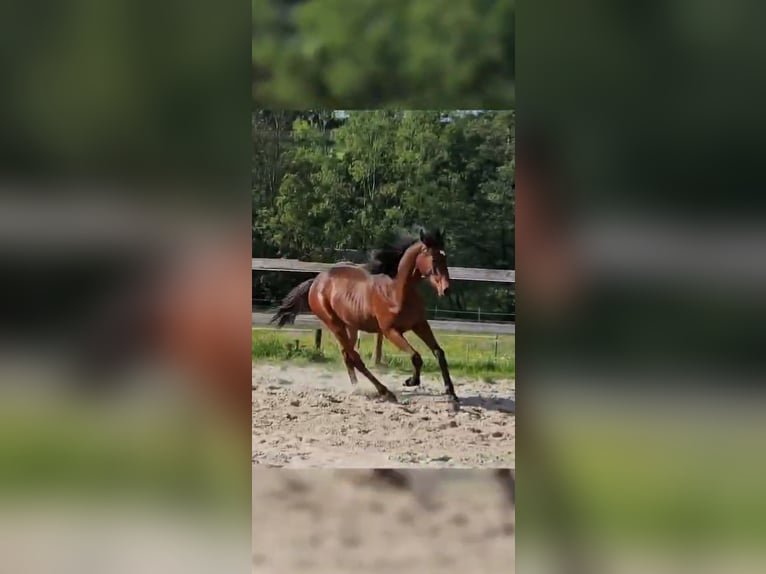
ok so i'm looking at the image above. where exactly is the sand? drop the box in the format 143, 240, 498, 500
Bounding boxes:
252, 363, 515, 468
252, 469, 514, 574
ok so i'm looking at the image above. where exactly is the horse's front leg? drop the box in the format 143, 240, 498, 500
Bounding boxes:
411, 320, 459, 405
381, 328, 423, 388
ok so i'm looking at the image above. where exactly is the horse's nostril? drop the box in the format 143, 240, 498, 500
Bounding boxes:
443, 287, 451, 297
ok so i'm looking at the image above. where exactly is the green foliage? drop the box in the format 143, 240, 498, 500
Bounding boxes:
253, 109, 515, 317
252, 0, 515, 108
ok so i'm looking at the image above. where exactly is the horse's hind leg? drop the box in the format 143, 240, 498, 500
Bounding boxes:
312, 292, 396, 402
348, 350, 397, 403
322, 318, 396, 402
343, 327, 359, 385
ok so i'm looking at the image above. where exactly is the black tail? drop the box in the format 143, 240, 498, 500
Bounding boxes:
270, 278, 314, 327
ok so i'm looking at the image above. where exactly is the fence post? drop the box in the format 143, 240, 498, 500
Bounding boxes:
478, 307, 481, 322
374, 332, 383, 365
494, 334, 498, 358
314, 329, 322, 350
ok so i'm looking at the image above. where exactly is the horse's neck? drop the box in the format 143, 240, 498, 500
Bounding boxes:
393, 243, 422, 305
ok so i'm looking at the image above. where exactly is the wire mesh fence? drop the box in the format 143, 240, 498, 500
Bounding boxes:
252, 299, 515, 324
429, 306, 515, 323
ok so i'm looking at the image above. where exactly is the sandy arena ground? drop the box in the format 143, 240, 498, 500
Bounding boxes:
252, 363, 515, 468
252, 469, 514, 574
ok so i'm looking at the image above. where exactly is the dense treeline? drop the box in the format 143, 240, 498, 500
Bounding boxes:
253, 110, 515, 320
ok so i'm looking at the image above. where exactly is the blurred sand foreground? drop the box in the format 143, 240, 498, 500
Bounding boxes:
252, 469, 514, 574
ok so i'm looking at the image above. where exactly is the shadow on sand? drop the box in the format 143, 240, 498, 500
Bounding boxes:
398, 387, 515, 414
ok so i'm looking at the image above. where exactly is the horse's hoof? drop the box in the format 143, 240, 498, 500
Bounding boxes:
403, 377, 421, 387
449, 396, 460, 411
382, 391, 398, 403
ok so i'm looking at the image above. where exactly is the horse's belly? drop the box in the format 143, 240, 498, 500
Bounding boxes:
330, 293, 378, 332
335, 308, 378, 333
357, 318, 381, 333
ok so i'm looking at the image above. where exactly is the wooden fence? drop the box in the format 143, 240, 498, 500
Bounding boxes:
252, 258, 515, 283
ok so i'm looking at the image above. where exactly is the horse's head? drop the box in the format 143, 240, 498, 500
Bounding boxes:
416, 228, 451, 297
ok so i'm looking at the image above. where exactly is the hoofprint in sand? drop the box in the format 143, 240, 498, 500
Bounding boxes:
252, 469, 514, 574
252, 363, 515, 468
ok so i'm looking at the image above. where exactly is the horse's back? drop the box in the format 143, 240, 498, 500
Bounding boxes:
326, 264, 371, 281
309, 266, 379, 330
311, 265, 373, 296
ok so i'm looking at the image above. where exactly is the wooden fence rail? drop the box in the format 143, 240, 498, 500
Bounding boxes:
253, 258, 515, 283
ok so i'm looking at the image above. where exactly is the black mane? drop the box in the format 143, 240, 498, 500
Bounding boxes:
363, 228, 444, 277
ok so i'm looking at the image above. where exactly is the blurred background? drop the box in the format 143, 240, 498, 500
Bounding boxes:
0, 1, 251, 573
252, 0, 515, 108
518, 1, 766, 573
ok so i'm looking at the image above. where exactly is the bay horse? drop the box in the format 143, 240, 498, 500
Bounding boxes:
269, 235, 405, 361
270, 228, 459, 405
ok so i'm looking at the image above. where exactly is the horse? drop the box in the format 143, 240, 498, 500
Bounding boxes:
268, 238, 405, 362
268, 240, 404, 326
270, 228, 459, 405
